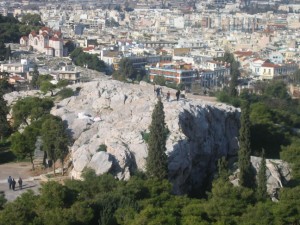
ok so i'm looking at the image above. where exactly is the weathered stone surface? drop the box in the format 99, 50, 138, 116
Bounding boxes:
230, 156, 291, 196
87, 151, 113, 176
5, 79, 241, 194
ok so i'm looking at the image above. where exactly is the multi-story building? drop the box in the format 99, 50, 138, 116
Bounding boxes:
250, 59, 298, 80
148, 62, 197, 88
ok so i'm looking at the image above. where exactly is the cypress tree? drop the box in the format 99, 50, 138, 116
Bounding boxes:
146, 99, 168, 179
217, 156, 229, 181
238, 100, 253, 188
257, 149, 268, 200
0, 91, 11, 140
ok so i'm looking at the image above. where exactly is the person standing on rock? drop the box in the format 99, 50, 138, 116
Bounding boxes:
166, 91, 170, 102
7, 176, 12, 189
11, 178, 16, 191
176, 90, 181, 101
18, 177, 23, 189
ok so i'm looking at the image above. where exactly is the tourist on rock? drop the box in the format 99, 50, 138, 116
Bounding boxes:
176, 90, 181, 101
18, 177, 23, 189
7, 176, 12, 189
11, 178, 16, 191
166, 91, 170, 102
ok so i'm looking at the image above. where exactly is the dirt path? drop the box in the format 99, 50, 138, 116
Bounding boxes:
0, 162, 41, 202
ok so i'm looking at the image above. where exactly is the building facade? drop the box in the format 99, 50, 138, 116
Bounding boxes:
20, 27, 64, 57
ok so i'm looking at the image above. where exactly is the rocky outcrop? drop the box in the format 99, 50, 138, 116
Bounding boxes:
230, 156, 291, 197
49, 80, 240, 194
4, 79, 241, 194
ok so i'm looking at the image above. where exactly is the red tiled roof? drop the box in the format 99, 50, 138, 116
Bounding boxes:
234, 51, 253, 56
83, 46, 94, 51
261, 62, 279, 68
21, 36, 28, 40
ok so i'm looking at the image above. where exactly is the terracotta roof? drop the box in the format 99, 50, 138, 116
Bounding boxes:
83, 46, 94, 51
21, 36, 28, 40
261, 62, 280, 68
234, 51, 253, 56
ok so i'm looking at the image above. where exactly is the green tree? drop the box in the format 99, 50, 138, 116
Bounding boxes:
153, 75, 166, 86
10, 129, 36, 170
12, 97, 54, 128
41, 115, 69, 175
40, 81, 56, 96
5, 45, 11, 60
56, 79, 69, 88
21, 13, 43, 26
118, 57, 135, 79
30, 65, 39, 88
264, 80, 290, 100
0, 190, 38, 225
146, 99, 168, 179
0, 91, 11, 140
0, 41, 6, 61
0, 78, 14, 93
238, 100, 253, 188
257, 149, 267, 201
64, 40, 76, 55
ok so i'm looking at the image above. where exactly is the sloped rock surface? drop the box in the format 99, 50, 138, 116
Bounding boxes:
50, 80, 240, 194
5, 79, 240, 194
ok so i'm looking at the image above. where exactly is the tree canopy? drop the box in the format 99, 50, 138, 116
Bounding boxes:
70, 47, 106, 72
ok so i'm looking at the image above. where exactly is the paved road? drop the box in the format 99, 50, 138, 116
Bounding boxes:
0, 162, 41, 202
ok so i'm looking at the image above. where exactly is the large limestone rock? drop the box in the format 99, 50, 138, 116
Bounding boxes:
50, 79, 240, 194
5, 79, 240, 194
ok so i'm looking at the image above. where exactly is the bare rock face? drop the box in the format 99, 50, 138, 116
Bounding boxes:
4, 79, 240, 194
50, 79, 240, 194
230, 156, 291, 197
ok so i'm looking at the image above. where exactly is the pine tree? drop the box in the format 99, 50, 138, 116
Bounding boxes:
257, 149, 268, 200
146, 99, 168, 179
238, 100, 253, 188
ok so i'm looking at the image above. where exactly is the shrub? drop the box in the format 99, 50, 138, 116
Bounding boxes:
57, 88, 74, 99
141, 132, 150, 143
97, 144, 107, 152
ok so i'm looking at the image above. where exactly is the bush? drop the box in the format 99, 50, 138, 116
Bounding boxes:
141, 132, 150, 143
56, 88, 74, 99
97, 144, 107, 152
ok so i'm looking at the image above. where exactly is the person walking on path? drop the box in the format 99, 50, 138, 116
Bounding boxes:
18, 177, 23, 189
11, 178, 16, 191
156, 87, 161, 97
8, 176, 12, 189
166, 91, 170, 102
176, 90, 181, 101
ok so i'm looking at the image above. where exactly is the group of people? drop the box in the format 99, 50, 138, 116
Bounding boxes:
7, 176, 22, 191
154, 84, 181, 102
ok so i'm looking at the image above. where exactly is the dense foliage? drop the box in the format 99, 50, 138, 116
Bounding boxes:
0, 89, 11, 139
0, 170, 299, 225
0, 14, 41, 43
70, 48, 106, 72
146, 99, 168, 179
238, 101, 253, 188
